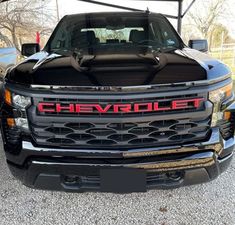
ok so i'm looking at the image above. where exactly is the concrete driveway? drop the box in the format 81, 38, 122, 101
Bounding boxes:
0, 138, 234, 225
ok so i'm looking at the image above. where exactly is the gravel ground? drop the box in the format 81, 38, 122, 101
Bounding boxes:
0, 139, 234, 225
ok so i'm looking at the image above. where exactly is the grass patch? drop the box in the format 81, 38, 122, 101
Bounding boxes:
210, 50, 235, 77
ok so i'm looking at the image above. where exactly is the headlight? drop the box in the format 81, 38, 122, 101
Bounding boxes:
12, 94, 31, 109
5, 90, 31, 109
209, 83, 233, 106
15, 118, 29, 130
209, 82, 233, 126
4, 90, 31, 131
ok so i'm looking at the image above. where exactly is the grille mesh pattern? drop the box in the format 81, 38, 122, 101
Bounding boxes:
31, 117, 211, 148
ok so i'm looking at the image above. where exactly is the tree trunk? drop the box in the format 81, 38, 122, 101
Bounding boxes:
11, 26, 20, 53
0, 31, 13, 47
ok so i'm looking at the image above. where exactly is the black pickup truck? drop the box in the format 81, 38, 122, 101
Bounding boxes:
0, 11, 234, 193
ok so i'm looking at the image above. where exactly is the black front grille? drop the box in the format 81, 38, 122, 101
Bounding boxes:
29, 92, 211, 149
30, 117, 211, 149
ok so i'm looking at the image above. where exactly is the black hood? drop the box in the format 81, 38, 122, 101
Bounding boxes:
7, 48, 230, 86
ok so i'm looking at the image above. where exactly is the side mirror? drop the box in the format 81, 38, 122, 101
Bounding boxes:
21, 43, 40, 57
188, 39, 208, 52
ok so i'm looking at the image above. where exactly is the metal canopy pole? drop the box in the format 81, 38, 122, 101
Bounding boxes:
177, 0, 183, 34
56, 0, 60, 22
182, 0, 196, 18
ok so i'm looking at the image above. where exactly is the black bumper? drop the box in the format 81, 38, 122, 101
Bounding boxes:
7, 141, 234, 193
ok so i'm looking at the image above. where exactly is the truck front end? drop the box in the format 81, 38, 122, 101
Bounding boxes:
1, 12, 234, 192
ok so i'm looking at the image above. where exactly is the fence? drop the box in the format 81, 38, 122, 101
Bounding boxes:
210, 43, 235, 75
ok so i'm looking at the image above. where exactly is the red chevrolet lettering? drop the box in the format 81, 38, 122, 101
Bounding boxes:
113, 104, 131, 113
56, 103, 75, 113
193, 98, 204, 108
95, 104, 112, 113
38, 103, 55, 113
37, 98, 204, 114
153, 102, 171, 111
134, 103, 153, 112
172, 98, 204, 110
75, 104, 94, 113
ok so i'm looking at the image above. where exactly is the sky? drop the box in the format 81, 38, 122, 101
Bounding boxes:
51, 0, 235, 37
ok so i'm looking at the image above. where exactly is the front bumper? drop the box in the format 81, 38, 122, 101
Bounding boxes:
8, 152, 233, 192
5, 128, 235, 192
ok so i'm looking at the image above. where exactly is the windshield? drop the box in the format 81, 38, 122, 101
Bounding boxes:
47, 12, 182, 55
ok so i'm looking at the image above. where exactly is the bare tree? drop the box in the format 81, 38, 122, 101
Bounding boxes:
183, 0, 232, 49
0, 31, 12, 47
0, 0, 56, 51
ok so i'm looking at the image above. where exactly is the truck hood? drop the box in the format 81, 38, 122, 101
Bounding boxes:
7, 48, 230, 86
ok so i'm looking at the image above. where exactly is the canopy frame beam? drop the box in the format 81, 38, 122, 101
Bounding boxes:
78, 0, 196, 34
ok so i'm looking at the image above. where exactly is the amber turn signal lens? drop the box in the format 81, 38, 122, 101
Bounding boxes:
223, 111, 231, 121
5, 89, 12, 105
7, 118, 15, 127
223, 83, 233, 99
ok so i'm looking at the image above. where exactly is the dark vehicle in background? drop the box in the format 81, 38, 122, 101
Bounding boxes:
0, 12, 234, 193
